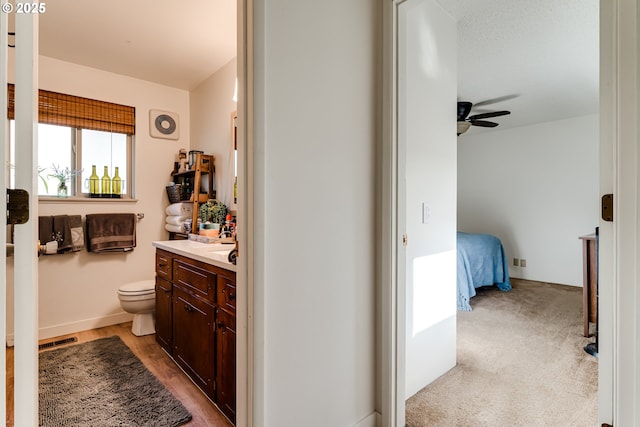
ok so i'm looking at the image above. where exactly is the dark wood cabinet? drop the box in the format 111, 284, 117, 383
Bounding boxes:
154, 249, 236, 424
155, 277, 173, 352
173, 284, 215, 396
215, 308, 236, 421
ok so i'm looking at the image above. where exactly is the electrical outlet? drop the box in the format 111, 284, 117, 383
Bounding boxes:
513, 258, 519, 267
520, 259, 527, 268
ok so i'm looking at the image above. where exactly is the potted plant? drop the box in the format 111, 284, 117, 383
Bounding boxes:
48, 164, 83, 197
199, 199, 227, 225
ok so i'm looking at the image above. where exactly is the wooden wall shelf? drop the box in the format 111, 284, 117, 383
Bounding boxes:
171, 153, 215, 237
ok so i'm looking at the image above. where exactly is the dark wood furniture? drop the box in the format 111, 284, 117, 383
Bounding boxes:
579, 233, 597, 337
155, 248, 236, 424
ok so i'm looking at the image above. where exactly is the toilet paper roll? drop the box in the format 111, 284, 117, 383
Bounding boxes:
45, 241, 58, 255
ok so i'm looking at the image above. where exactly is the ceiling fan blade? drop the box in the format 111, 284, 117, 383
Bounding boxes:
468, 110, 510, 121
457, 102, 472, 121
473, 94, 519, 107
470, 120, 499, 128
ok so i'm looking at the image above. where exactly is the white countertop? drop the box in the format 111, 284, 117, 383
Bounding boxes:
152, 240, 237, 272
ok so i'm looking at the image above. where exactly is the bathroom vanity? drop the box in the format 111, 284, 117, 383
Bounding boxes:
152, 240, 236, 424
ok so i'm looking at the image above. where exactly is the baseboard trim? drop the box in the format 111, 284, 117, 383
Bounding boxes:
6, 312, 134, 347
352, 411, 380, 427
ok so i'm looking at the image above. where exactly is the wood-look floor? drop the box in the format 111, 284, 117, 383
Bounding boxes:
6, 322, 233, 427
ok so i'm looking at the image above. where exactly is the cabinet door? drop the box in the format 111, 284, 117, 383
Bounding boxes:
155, 277, 172, 353
217, 273, 236, 314
216, 308, 236, 423
173, 285, 215, 397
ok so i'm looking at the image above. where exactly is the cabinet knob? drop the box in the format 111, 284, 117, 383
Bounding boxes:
184, 303, 194, 313
228, 293, 235, 301
217, 322, 224, 330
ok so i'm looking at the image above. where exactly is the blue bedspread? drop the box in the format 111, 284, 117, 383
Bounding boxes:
457, 232, 511, 311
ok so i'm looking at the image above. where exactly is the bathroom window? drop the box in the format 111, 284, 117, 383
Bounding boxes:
8, 122, 134, 197
7, 84, 135, 198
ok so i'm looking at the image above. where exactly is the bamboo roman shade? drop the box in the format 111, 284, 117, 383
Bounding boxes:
7, 83, 135, 134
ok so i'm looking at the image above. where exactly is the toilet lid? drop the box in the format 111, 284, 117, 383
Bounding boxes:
118, 280, 155, 295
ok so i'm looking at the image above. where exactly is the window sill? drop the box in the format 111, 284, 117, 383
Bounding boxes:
39, 196, 138, 203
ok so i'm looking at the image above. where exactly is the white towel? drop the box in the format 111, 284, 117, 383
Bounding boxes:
165, 202, 193, 216
164, 223, 184, 233
165, 215, 189, 226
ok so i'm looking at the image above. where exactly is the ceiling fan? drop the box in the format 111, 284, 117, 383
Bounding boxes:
457, 100, 511, 136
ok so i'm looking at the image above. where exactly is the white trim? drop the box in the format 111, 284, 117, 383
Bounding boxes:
380, 1, 407, 426
13, 14, 39, 426
237, 0, 254, 426
612, 0, 640, 424
598, 0, 616, 424
35, 312, 133, 343
351, 411, 380, 427
0, 9, 7, 425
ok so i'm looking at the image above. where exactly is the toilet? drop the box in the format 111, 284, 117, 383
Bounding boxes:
117, 280, 156, 336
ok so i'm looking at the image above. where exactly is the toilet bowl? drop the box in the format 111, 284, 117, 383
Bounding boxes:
117, 280, 156, 336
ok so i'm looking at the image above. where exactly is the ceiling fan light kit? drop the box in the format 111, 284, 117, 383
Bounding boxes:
457, 121, 471, 135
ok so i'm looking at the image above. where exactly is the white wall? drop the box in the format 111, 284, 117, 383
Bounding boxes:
252, 1, 377, 425
457, 114, 599, 286
400, 0, 458, 399
7, 55, 190, 341
190, 57, 237, 208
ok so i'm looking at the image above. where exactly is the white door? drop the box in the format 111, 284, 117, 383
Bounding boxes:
7, 14, 40, 426
394, 0, 459, 420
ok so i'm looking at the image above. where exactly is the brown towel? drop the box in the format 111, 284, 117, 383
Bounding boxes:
53, 215, 73, 253
85, 213, 136, 253
38, 216, 54, 244
68, 215, 84, 252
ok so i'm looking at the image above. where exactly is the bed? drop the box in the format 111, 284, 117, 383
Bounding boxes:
457, 232, 512, 311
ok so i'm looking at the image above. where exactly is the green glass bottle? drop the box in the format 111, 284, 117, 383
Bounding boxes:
101, 166, 111, 196
89, 165, 100, 196
111, 167, 122, 196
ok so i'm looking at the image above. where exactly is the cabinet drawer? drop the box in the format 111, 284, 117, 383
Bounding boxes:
173, 259, 216, 302
217, 274, 236, 313
156, 250, 173, 280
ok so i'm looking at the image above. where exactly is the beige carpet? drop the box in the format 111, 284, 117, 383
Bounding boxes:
406, 279, 598, 427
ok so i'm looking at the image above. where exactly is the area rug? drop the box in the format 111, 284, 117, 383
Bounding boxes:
39, 335, 192, 427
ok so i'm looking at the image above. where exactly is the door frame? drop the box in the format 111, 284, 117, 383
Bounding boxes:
0, 10, 7, 424
601, 0, 640, 424
380, 1, 406, 426
379, 0, 637, 426
10, 13, 40, 426
236, 0, 254, 426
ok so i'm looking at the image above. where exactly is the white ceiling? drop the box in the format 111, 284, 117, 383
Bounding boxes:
36, 0, 237, 90
29, 0, 597, 132
435, 0, 599, 134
